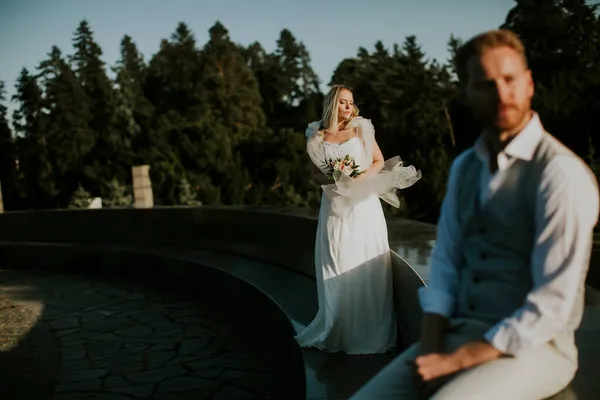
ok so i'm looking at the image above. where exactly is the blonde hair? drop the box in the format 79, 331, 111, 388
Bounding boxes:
321, 84, 359, 131
455, 29, 528, 87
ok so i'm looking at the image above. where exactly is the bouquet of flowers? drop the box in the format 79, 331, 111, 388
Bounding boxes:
325, 154, 363, 181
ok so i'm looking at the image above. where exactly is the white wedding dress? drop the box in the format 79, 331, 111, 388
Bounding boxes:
295, 118, 421, 354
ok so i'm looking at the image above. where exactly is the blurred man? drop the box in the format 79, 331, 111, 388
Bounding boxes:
351, 29, 599, 399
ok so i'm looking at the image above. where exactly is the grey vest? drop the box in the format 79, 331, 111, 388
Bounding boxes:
454, 132, 588, 358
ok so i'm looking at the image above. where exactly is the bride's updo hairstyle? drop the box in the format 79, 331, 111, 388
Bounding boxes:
321, 84, 360, 132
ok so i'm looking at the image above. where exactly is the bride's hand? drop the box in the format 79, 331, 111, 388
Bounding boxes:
353, 172, 367, 182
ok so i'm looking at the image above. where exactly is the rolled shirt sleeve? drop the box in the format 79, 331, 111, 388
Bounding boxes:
484, 156, 600, 355
418, 154, 468, 317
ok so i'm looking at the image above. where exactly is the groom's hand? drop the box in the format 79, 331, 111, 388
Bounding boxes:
410, 340, 502, 399
407, 358, 456, 400
413, 313, 450, 398
416, 340, 504, 381
413, 315, 503, 396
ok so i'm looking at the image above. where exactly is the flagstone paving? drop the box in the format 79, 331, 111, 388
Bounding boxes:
0, 270, 296, 399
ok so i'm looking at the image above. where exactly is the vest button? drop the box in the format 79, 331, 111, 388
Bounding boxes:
478, 227, 485, 234
469, 303, 476, 311
473, 276, 481, 283
480, 252, 487, 260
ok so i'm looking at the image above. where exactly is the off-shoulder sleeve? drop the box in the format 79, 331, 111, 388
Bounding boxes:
306, 121, 329, 175
353, 117, 375, 167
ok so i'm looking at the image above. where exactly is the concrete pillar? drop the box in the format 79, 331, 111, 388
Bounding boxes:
132, 165, 154, 208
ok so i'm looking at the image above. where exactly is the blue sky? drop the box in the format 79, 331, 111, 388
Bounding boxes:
1, 0, 516, 119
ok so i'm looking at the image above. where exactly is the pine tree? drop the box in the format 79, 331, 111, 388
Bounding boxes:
38, 46, 95, 206
242, 42, 280, 123
177, 176, 201, 206
0, 81, 17, 210
71, 20, 125, 196
446, 35, 463, 79
68, 184, 92, 209
113, 35, 153, 169
144, 22, 209, 205
12, 67, 58, 208
102, 178, 133, 208
244, 30, 322, 132
146, 22, 207, 120
200, 21, 265, 143
195, 21, 269, 204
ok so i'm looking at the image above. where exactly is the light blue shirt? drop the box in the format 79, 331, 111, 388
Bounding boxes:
418, 113, 600, 355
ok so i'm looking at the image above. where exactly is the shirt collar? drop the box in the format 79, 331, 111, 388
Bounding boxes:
474, 112, 545, 163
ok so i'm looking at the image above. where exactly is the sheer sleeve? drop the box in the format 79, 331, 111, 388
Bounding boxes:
324, 117, 422, 215
353, 117, 375, 168
306, 121, 329, 175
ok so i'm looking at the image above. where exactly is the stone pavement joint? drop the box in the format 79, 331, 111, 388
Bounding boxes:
0, 269, 296, 399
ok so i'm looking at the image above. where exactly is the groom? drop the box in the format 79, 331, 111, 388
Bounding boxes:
351, 29, 599, 399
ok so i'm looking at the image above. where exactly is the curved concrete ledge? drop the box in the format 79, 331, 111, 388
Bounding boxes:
0, 207, 435, 399
0, 207, 318, 279
0, 207, 432, 278
0, 207, 434, 348
2, 207, 596, 399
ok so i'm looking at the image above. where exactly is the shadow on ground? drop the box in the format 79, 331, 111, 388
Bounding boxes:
0, 269, 302, 400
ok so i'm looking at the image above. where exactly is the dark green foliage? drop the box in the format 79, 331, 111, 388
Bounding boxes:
68, 184, 92, 209
502, 0, 600, 157
103, 178, 133, 208
0, 81, 17, 210
4, 4, 599, 223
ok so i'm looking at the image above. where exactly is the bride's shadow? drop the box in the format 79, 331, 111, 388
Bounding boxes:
300, 250, 423, 399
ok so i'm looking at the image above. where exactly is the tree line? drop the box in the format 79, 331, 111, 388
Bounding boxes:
0, 0, 598, 223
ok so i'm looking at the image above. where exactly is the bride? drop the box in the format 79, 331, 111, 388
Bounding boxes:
295, 84, 421, 354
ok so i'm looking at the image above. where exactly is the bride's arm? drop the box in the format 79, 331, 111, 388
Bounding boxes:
311, 165, 330, 185
355, 137, 384, 180
306, 127, 330, 186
